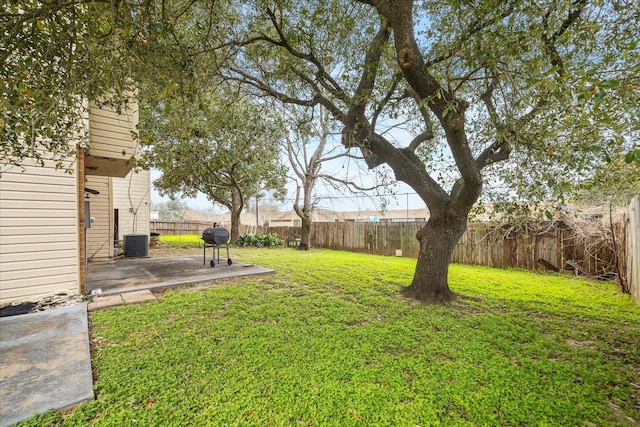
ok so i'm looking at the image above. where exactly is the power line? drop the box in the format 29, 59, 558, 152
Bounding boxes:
259, 192, 421, 202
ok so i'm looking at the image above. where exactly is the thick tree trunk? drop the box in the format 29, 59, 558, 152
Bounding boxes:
229, 187, 242, 242
294, 180, 314, 250
298, 215, 311, 250
403, 213, 468, 304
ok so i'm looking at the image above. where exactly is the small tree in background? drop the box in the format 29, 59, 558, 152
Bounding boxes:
157, 199, 189, 221
144, 94, 287, 241
284, 105, 390, 249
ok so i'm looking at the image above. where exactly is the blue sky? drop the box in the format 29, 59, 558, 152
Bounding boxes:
150, 168, 427, 214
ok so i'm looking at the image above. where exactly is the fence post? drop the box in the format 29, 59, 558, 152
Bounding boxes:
627, 194, 640, 304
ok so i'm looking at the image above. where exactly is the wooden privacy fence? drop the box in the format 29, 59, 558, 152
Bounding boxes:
625, 194, 640, 304
151, 200, 639, 299
247, 218, 627, 280
151, 220, 213, 235
452, 220, 619, 276
150, 220, 289, 237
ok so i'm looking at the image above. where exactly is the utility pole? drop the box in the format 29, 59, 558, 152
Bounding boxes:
406, 193, 409, 221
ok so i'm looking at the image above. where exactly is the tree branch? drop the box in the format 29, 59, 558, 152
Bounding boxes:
318, 152, 364, 163
285, 132, 308, 182
405, 87, 434, 151
342, 18, 391, 149
225, 66, 345, 121
422, 5, 516, 68
371, 73, 404, 128
475, 75, 512, 169
316, 174, 386, 192
541, 0, 587, 76
262, 6, 351, 105
407, 131, 432, 153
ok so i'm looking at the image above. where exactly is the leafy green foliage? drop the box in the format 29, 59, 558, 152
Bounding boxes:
212, 0, 640, 210
142, 87, 287, 240
234, 233, 283, 248
18, 249, 640, 426
144, 98, 286, 203
571, 153, 640, 206
1, 0, 138, 171
625, 147, 640, 167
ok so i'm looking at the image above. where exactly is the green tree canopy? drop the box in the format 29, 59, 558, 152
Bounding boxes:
143, 91, 287, 240
1, 0, 139, 171
571, 153, 640, 207
210, 0, 639, 301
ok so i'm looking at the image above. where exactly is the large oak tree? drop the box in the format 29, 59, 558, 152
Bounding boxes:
214, 0, 638, 302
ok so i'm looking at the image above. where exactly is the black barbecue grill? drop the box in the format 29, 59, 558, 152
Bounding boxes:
202, 223, 232, 267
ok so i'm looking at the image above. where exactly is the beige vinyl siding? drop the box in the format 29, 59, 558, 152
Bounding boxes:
88, 105, 137, 159
86, 176, 112, 260
112, 169, 150, 236
0, 160, 79, 304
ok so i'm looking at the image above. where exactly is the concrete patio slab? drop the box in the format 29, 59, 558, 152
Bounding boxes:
86, 255, 274, 295
0, 302, 93, 427
88, 290, 156, 311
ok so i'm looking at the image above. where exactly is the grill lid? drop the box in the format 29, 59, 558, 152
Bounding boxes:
202, 225, 230, 245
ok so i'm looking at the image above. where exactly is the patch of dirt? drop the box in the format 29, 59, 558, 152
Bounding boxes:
148, 246, 202, 258
566, 338, 596, 348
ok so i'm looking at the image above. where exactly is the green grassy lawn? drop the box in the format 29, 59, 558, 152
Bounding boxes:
157, 233, 205, 248
22, 248, 639, 426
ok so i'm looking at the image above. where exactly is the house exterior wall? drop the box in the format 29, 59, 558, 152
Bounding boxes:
88, 105, 136, 155
85, 99, 147, 259
112, 169, 150, 237
85, 175, 112, 260
85, 102, 138, 178
1, 101, 147, 303
0, 159, 79, 304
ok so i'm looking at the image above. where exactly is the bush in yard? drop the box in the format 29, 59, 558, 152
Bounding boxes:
234, 233, 283, 248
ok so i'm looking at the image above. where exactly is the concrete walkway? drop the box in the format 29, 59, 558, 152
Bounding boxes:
0, 303, 93, 427
88, 289, 157, 311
